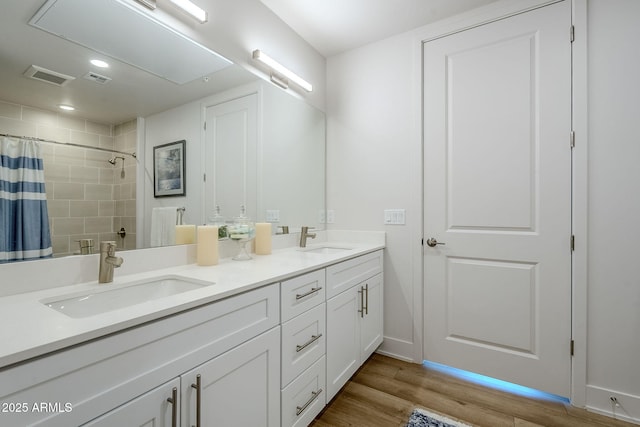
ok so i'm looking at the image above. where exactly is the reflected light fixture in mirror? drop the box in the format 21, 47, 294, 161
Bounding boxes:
252, 49, 313, 92
169, 0, 208, 23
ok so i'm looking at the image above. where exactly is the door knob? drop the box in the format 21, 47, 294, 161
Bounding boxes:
426, 238, 445, 247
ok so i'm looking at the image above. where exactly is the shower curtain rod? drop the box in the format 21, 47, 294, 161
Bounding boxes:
0, 133, 137, 159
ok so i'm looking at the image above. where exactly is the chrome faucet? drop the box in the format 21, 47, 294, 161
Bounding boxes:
99, 241, 124, 283
299, 226, 316, 248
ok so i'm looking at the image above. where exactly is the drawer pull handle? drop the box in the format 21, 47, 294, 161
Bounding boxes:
296, 333, 323, 352
358, 287, 364, 318
191, 374, 201, 427
296, 287, 322, 300
167, 387, 178, 427
296, 388, 323, 416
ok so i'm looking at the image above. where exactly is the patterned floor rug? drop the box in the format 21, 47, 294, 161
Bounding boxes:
406, 408, 472, 427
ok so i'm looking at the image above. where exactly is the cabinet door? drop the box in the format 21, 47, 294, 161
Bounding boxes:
326, 286, 360, 400
82, 378, 180, 427
181, 327, 280, 427
360, 273, 384, 360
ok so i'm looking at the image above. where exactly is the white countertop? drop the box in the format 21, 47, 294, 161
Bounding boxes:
0, 239, 384, 369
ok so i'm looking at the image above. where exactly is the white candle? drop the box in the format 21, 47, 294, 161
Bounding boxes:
254, 223, 272, 255
175, 224, 196, 245
197, 225, 219, 266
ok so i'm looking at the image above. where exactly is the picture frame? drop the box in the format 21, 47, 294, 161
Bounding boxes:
153, 140, 186, 197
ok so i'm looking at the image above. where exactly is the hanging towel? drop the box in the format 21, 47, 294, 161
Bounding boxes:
151, 207, 177, 247
0, 136, 53, 263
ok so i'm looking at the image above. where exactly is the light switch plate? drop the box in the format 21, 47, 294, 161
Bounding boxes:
266, 210, 280, 222
384, 209, 406, 225
327, 210, 335, 224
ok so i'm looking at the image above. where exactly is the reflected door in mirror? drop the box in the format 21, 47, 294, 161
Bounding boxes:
204, 94, 258, 223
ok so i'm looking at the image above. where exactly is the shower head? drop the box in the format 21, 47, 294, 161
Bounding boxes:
108, 156, 126, 178
108, 156, 125, 165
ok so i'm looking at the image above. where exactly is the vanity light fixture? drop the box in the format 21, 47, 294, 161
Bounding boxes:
134, 0, 156, 10
169, 0, 208, 23
58, 104, 75, 111
252, 49, 313, 92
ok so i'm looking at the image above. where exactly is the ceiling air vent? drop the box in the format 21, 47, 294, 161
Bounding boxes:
24, 65, 75, 86
84, 72, 112, 85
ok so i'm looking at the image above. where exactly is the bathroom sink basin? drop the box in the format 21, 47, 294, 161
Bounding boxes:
300, 246, 353, 254
42, 275, 212, 318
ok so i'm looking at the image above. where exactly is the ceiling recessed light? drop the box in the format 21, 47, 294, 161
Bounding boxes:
90, 59, 109, 68
58, 104, 75, 111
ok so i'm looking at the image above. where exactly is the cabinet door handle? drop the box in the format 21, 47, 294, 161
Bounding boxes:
358, 287, 364, 318
296, 388, 323, 416
166, 387, 178, 427
296, 286, 322, 300
296, 333, 323, 352
191, 374, 201, 427
364, 283, 369, 315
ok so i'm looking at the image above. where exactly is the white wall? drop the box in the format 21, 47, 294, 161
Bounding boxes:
327, 0, 640, 422
585, 0, 640, 420
326, 33, 423, 361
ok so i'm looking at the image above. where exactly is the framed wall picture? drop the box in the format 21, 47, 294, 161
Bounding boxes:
153, 140, 186, 197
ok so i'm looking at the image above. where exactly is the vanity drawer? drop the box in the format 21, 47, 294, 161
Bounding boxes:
326, 250, 383, 299
281, 269, 326, 322
281, 303, 326, 387
281, 355, 326, 427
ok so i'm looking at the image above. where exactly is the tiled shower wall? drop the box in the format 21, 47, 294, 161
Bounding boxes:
0, 100, 137, 257
113, 120, 138, 251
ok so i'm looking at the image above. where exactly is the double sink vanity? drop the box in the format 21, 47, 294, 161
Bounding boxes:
0, 232, 384, 427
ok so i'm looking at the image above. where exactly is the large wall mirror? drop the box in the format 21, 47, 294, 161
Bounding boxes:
0, 0, 325, 263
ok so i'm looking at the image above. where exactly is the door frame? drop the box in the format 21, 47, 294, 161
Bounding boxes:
412, 0, 588, 405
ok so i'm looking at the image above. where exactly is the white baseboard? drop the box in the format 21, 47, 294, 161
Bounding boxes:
376, 337, 418, 363
586, 385, 640, 425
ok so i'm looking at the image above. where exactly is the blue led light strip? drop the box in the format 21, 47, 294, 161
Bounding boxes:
422, 360, 570, 403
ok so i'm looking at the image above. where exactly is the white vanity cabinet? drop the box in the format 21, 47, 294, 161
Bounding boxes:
87, 328, 281, 427
0, 245, 384, 427
280, 269, 327, 427
0, 283, 280, 427
326, 250, 384, 401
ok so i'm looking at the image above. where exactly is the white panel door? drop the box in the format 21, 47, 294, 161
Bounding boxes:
423, 1, 571, 397
204, 94, 257, 221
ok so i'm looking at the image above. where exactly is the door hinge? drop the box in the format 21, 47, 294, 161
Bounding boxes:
203, 173, 206, 182
570, 25, 575, 43
204, 121, 207, 130
570, 339, 575, 356
570, 130, 575, 149
570, 235, 575, 251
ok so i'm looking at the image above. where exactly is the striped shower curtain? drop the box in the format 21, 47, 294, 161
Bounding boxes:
0, 136, 52, 263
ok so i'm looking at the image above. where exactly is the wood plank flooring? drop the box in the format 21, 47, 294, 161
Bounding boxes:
311, 354, 636, 427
